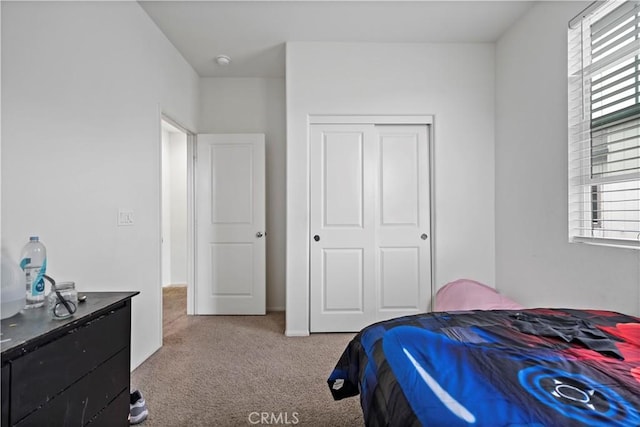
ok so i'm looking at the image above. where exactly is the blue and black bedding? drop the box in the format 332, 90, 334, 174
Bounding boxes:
328, 308, 640, 426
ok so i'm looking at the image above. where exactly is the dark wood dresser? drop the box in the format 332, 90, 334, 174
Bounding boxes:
1, 292, 138, 426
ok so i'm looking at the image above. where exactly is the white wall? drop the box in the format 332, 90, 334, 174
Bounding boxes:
161, 129, 187, 286
199, 77, 286, 311
0, 3, 3, 251
286, 42, 496, 335
1, 1, 199, 369
161, 129, 173, 286
495, 1, 640, 314
169, 132, 187, 284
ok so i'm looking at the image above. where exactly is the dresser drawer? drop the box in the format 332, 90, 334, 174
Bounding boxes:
14, 349, 129, 426
10, 304, 130, 424
86, 388, 129, 427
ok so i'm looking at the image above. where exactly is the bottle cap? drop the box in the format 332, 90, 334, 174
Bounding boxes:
29, 236, 39, 241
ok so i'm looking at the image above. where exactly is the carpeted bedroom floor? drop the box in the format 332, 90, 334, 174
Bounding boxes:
131, 286, 364, 426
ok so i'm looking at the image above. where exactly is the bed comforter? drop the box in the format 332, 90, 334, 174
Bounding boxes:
328, 308, 640, 426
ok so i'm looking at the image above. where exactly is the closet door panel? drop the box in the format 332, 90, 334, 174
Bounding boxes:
380, 133, 419, 226
375, 125, 431, 322
310, 125, 376, 332
323, 133, 364, 228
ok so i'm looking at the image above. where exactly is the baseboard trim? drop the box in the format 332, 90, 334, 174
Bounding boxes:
285, 329, 310, 337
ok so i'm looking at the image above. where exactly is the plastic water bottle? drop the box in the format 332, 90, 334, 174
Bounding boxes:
20, 236, 47, 309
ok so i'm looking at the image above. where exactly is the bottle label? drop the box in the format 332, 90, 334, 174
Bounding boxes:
32, 258, 47, 296
23, 258, 47, 297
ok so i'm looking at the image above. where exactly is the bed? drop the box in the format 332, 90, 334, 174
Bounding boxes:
328, 307, 640, 426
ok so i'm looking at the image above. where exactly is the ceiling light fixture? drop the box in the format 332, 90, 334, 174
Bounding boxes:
215, 55, 231, 66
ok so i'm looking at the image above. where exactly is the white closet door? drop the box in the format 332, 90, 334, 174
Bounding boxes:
374, 125, 430, 322
310, 125, 377, 332
310, 124, 431, 332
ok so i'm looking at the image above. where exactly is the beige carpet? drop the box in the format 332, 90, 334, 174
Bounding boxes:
162, 285, 188, 338
131, 287, 364, 426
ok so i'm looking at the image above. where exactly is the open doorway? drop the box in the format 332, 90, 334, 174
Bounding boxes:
161, 117, 192, 340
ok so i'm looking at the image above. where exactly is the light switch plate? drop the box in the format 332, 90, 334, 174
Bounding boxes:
118, 209, 134, 226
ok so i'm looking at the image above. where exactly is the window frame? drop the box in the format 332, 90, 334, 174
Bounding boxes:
568, 0, 640, 250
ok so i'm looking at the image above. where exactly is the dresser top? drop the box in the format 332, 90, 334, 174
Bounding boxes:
1, 291, 138, 360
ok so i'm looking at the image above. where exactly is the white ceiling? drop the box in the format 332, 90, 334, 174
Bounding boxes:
139, 1, 534, 78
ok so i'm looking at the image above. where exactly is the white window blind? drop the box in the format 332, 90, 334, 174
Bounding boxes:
568, 0, 640, 248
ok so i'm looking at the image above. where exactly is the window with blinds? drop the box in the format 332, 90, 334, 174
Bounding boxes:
568, 0, 640, 248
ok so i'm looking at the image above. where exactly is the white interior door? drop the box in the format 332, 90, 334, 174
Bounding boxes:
196, 134, 266, 315
310, 124, 430, 332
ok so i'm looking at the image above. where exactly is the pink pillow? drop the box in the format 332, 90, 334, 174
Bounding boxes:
434, 279, 524, 312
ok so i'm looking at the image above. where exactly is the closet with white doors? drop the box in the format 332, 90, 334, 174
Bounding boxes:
309, 123, 432, 332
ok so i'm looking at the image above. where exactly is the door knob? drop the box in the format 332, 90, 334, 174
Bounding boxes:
420, 233, 428, 240
256, 232, 264, 238
313, 235, 320, 242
